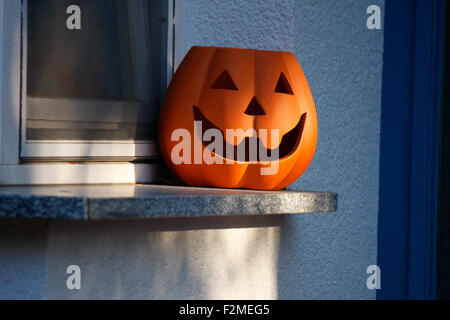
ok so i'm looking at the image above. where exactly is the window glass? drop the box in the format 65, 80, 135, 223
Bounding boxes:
26, 0, 168, 141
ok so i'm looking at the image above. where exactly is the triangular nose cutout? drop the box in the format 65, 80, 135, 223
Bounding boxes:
244, 97, 266, 115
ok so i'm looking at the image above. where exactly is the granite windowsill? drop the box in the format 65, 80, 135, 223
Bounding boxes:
0, 184, 338, 220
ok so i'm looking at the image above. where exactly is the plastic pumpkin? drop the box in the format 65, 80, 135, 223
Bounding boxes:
158, 46, 317, 190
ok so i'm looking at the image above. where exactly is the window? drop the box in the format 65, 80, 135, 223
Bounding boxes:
0, 0, 185, 184
22, 0, 169, 160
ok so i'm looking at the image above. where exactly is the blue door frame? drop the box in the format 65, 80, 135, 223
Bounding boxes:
377, 0, 444, 299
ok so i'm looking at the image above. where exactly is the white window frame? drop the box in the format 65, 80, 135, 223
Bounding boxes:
0, 0, 186, 185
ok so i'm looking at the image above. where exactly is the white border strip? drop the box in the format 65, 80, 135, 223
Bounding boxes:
0, 0, 21, 165
0, 163, 160, 185
174, 0, 187, 71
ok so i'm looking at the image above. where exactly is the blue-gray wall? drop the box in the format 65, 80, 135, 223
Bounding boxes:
183, 0, 383, 299
0, 0, 384, 299
286, 0, 383, 299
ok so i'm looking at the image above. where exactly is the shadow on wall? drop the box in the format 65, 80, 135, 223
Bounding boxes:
45, 215, 285, 300
0, 220, 48, 299
0, 214, 322, 300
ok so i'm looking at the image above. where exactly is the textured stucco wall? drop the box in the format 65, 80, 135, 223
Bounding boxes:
283, 0, 383, 299
181, 0, 384, 300
0, 0, 384, 299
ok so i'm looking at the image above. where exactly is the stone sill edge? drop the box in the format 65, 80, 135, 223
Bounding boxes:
0, 187, 338, 220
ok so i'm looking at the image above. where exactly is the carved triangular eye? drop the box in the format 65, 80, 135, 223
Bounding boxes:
211, 71, 238, 90
275, 72, 293, 95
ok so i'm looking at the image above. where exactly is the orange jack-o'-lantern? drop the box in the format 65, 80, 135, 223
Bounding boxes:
158, 46, 317, 190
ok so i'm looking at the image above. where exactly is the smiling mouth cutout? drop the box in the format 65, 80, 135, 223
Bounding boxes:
193, 106, 306, 162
